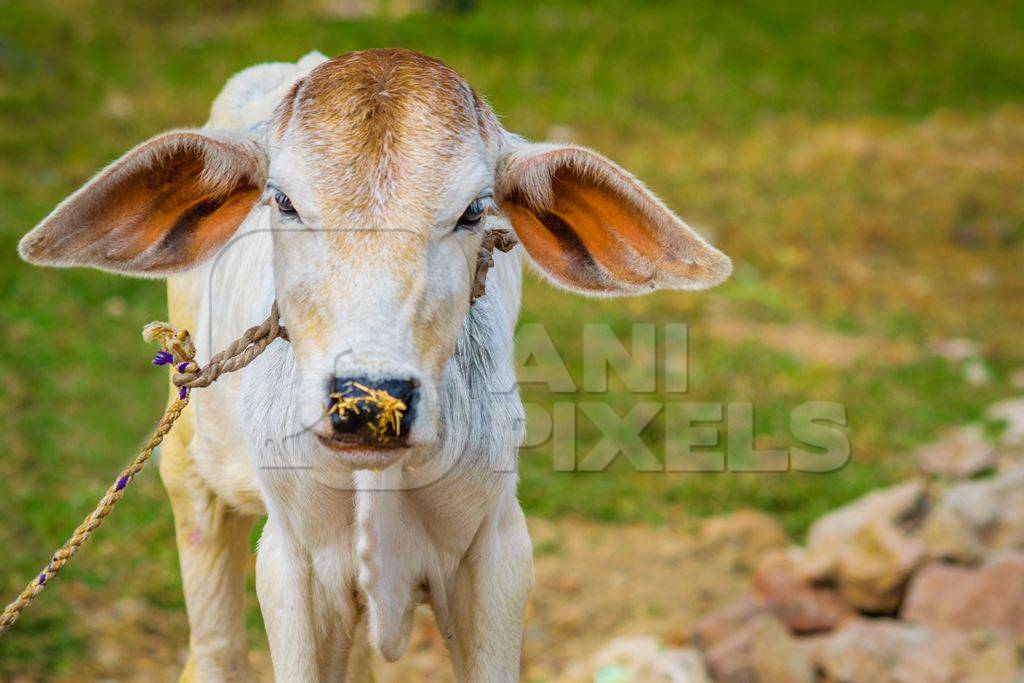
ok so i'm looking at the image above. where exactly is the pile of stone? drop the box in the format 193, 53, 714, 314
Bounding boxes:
590, 398, 1024, 683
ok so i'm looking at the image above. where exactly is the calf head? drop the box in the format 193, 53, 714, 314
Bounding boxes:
19, 49, 731, 468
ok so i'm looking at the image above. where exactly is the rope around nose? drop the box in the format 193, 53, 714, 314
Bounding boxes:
0, 303, 288, 634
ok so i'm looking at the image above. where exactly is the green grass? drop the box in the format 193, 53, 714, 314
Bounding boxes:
1, 0, 1023, 676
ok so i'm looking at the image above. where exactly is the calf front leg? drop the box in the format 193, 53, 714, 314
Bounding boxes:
256, 518, 363, 681
256, 519, 321, 681
448, 500, 534, 682
160, 438, 256, 683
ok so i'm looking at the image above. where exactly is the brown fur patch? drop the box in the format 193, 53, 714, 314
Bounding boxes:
267, 49, 501, 372
273, 49, 489, 215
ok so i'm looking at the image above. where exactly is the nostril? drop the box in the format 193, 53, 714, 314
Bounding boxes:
329, 394, 366, 435
328, 377, 418, 440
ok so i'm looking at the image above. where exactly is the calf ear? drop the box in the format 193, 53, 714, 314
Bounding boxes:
495, 139, 731, 295
19, 129, 266, 276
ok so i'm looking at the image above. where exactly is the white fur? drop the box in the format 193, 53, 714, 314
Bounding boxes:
177, 53, 533, 681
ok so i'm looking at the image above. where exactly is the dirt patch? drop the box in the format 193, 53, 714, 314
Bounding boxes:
704, 316, 918, 368
46, 517, 755, 683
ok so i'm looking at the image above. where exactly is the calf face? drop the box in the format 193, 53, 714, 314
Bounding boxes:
19, 49, 731, 468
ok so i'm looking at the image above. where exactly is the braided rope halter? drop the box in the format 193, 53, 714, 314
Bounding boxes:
0, 227, 517, 634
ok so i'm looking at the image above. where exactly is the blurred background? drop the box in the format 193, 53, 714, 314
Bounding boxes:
0, 0, 1022, 680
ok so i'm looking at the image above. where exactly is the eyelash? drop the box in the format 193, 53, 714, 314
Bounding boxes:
267, 187, 492, 228
270, 188, 298, 219
456, 195, 493, 232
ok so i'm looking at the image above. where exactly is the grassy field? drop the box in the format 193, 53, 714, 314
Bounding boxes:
1, 0, 1022, 676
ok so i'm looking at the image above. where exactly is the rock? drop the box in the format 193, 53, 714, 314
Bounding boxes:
987, 398, 1024, 447
834, 518, 924, 613
921, 466, 1024, 562
921, 502, 989, 562
888, 624, 975, 681
691, 597, 770, 651
962, 637, 1019, 683
800, 482, 927, 613
705, 614, 814, 683
928, 338, 979, 363
592, 635, 660, 665
642, 648, 712, 683
817, 618, 973, 683
902, 552, 1024, 637
746, 617, 815, 683
591, 636, 660, 683
801, 481, 926, 580
995, 447, 1024, 471
914, 425, 995, 479
590, 637, 711, 683
964, 358, 991, 385
595, 667, 633, 683
699, 510, 788, 568
795, 633, 831, 668
962, 634, 1019, 683
752, 548, 853, 633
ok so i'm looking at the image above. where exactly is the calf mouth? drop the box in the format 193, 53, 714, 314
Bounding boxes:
316, 431, 411, 451
314, 431, 414, 471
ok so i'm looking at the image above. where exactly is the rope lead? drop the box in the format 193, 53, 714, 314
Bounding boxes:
0, 305, 288, 634
0, 225, 517, 635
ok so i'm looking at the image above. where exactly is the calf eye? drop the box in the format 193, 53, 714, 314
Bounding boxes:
455, 198, 487, 231
273, 189, 298, 219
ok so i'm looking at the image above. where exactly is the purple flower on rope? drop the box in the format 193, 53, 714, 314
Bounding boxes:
177, 362, 190, 372
152, 351, 173, 366
37, 574, 46, 586
179, 387, 188, 400
115, 475, 130, 492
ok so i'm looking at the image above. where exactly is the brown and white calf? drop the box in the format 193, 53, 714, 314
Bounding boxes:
19, 50, 730, 681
